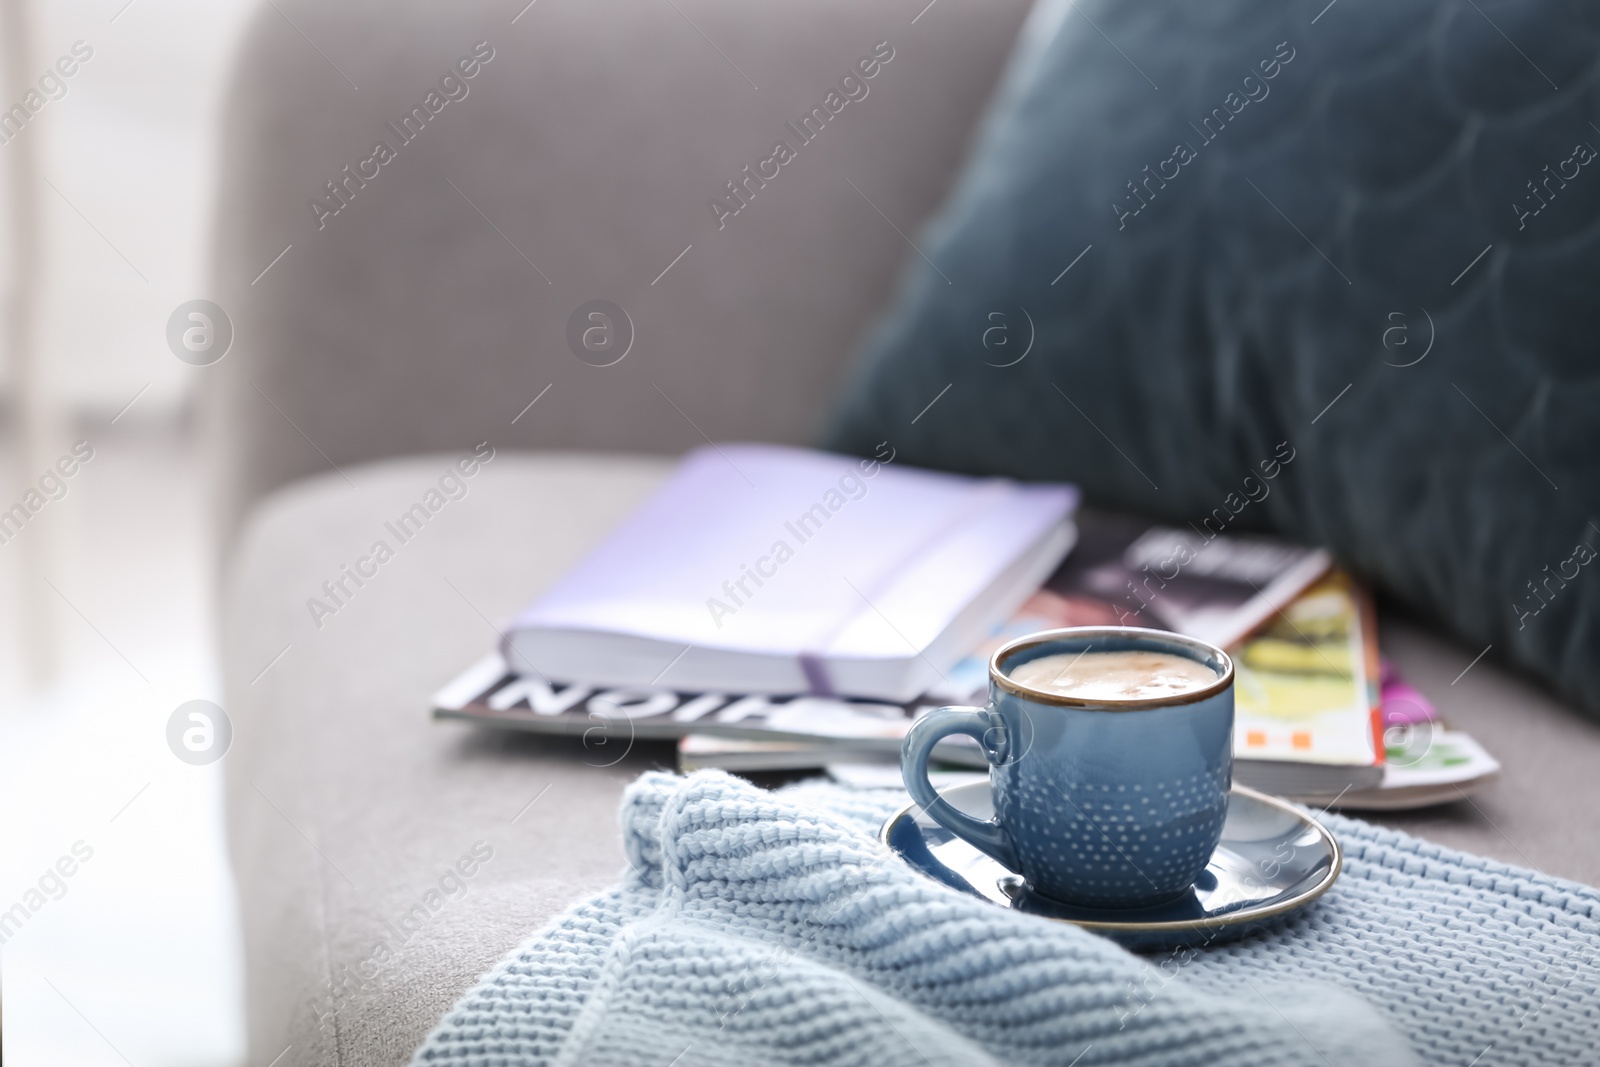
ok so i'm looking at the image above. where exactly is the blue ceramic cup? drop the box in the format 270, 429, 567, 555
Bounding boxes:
902, 627, 1234, 909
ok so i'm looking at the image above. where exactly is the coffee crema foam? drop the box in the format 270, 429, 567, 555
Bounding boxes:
1007, 650, 1217, 701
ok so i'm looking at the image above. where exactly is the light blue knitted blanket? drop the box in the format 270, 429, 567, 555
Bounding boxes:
412, 771, 1600, 1066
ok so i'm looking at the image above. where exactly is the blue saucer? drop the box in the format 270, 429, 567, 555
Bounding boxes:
880, 780, 1341, 950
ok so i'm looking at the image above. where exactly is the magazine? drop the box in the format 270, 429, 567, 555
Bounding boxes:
1227, 570, 1385, 794
683, 621, 1498, 809
433, 511, 1501, 805
433, 520, 1350, 787
807, 727, 1501, 812
431, 649, 974, 760
1295, 729, 1500, 810
910, 512, 1331, 705
1030, 511, 1333, 651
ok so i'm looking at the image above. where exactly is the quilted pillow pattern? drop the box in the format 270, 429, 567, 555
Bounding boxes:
825, 0, 1600, 714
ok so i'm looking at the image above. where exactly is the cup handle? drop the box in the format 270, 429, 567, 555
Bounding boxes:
901, 706, 1020, 871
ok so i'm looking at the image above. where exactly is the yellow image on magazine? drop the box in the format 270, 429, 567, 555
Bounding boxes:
1231, 570, 1382, 767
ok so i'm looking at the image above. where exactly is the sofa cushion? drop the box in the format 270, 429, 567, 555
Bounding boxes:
823, 0, 1600, 715
223, 452, 675, 1066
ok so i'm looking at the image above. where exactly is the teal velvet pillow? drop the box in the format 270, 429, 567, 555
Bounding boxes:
825, 0, 1600, 714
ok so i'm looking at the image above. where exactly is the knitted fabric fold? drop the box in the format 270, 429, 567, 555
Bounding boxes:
413, 771, 1600, 1066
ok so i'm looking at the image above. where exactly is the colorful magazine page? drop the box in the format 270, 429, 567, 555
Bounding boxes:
1230, 570, 1383, 769
1298, 728, 1501, 811
1380, 660, 1438, 726
1038, 512, 1332, 650
927, 511, 1332, 705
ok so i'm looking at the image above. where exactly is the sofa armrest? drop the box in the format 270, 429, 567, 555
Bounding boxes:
203, 0, 1034, 546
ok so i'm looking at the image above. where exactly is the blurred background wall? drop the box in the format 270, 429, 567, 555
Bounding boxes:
1, 1, 260, 1063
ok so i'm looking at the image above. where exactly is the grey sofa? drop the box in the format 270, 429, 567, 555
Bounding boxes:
208, 2, 1600, 1064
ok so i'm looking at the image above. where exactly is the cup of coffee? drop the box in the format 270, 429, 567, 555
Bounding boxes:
901, 626, 1234, 909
